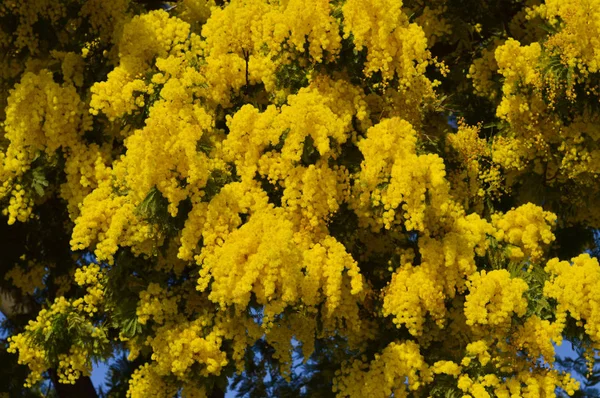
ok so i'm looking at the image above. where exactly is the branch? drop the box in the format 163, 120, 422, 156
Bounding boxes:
242, 48, 250, 95
0, 287, 31, 319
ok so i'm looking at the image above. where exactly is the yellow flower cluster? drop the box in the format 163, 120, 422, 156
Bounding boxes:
127, 363, 177, 398
490, 135, 533, 172
431, 360, 462, 377
72, 264, 105, 314
446, 122, 507, 209
60, 142, 112, 218
458, 367, 579, 398
128, 303, 257, 393
495, 39, 543, 98
119, 98, 214, 215
89, 68, 150, 121
5, 0, 600, 394
544, 254, 600, 345
0, 53, 114, 220
7, 296, 102, 386
265, 87, 352, 163
70, 175, 155, 264
1, 70, 85, 223
200, 0, 341, 104
4, 262, 46, 295
50, 51, 85, 87
382, 264, 447, 336
76, 11, 246, 263
382, 204, 496, 336
320, 277, 373, 349
492, 203, 557, 262
494, 39, 547, 131
461, 340, 492, 367
199, 207, 363, 320
512, 315, 563, 364
301, 236, 363, 314
56, 346, 93, 385
127, 361, 208, 398
556, 116, 600, 180
90, 10, 195, 120
149, 320, 227, 378
222, 77, 367, 226
6, 332, 47, 387
408, 0, 452, 47
184, 180, 270, 259
468, 40, 503, 100
353, 117, 450, 231
279, 160, 350, 229
532, 0, 600, 74
333, 341, 432, 397
341, 0, 429, 83
466, 0, 600, 226
447, 122, 488, 167
464, 270, 528, 328
136, 283, 180, 325
177, 0, 215, 27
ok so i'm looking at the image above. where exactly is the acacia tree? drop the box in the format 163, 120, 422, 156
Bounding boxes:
1, 0, 600, 396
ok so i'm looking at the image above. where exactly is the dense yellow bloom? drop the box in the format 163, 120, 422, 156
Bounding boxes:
461, 340, 492, 366
333, 341, 432, 397
544, 254, 600, 345
532, 0, 600, 74
458, 367, 579, 398
200, 0, 341, 105
149, 320, 227, 378
90, 10, 196, 119
199, 207, 362, 319
474, 0, 600, 229
491, 135, 533, 172
464, 270, 528, 327
495, 39, 543, 99
492, 203, 557, 262
70, 176, 154, 264
277, 0, 341, 62
342, 0, 429, 82
56, 346, 92, 385
119, 98, 214, 215
383, 265, 446, 336
4, 0, 600, 395
136, 283, 180, 325
1, 70, 85, 223
353, 117, 451, 232
89, 68, 150, 121
127, 363, 177, 398
431, 360, 461, 377
446, 121, 507, 209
